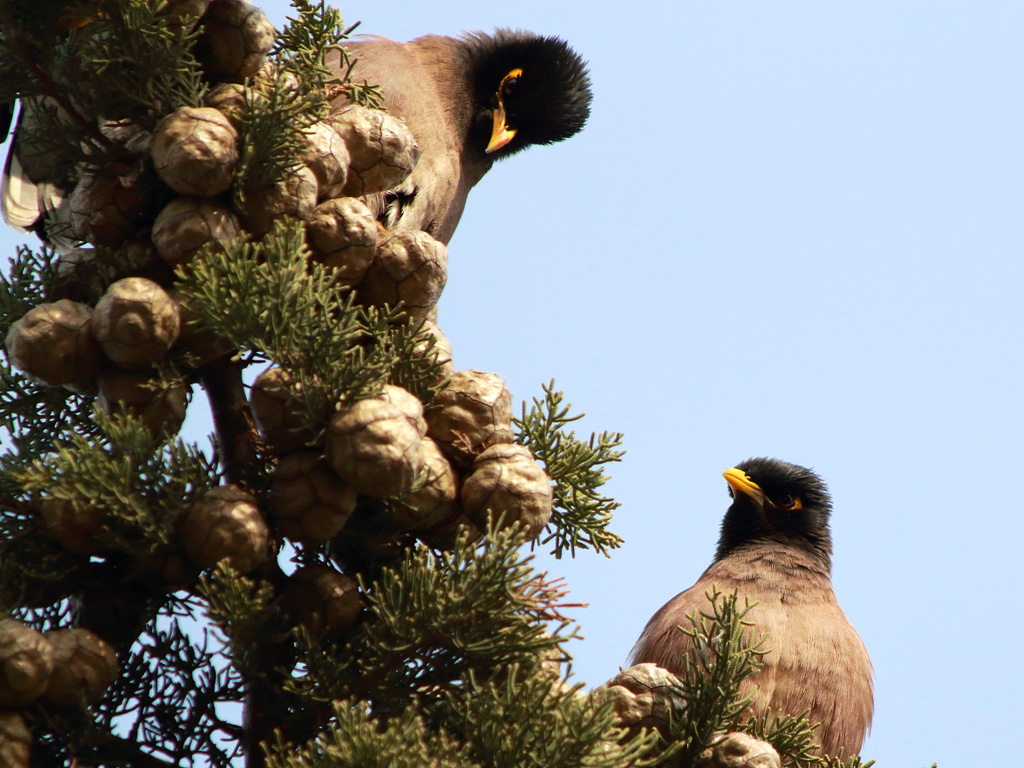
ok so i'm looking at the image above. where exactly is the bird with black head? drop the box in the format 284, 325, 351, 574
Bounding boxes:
332, 28, 592, 243
630, 458, 873, 758
2, 28, 591, 248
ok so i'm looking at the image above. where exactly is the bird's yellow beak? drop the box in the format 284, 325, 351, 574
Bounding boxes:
486, 69, 521, 153
486, 102, 517, 153
723, 467, 770, 507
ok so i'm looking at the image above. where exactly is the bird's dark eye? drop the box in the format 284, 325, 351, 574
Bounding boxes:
778, 494, 803, 511
501, 68, 522, 96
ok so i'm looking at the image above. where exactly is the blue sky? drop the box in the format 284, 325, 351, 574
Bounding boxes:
4, 2, 1023, 765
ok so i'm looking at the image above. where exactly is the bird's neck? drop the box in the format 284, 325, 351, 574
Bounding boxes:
711, 540, 833, 582
407, 36, 496, 180
408, 37, 479, 133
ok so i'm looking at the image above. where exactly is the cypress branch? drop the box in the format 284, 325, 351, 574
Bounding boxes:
514, 380, 625, 557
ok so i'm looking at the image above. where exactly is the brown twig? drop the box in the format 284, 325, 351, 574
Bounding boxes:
200, 359, 260, 489
520, 572, 587, 624
199, 359, 288, 768
91, 734, 180, 768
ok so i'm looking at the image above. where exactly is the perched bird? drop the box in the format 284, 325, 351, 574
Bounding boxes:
1, 29, 591, 245
331, 29, 592, 243
630, 458, 873, 758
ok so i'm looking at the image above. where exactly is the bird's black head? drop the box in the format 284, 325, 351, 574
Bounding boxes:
461, 29, 592, 159
715, 457, 834, 569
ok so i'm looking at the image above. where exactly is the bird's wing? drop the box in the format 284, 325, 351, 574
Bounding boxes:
628, 581, 711, 673
1, 99, 69, 234
2, 140, 65, 232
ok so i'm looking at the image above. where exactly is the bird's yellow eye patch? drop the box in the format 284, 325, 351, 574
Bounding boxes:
501, 68, 524, 91
782, 496, 803, 511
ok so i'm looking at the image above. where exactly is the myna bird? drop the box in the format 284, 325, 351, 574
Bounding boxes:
629, 458, 873, 758
1, 29, 591, 245
331, 29, 592, 244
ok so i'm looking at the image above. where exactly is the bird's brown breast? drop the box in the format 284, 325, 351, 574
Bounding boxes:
631, 544, 873, 757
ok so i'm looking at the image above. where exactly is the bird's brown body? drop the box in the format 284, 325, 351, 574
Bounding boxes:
329, 36, 483, 244
330, 30, 591, 244
633, 543, 873, 757
630, 459, 873, 758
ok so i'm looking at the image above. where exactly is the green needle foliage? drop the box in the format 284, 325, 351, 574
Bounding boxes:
200, 562, 285, 679
76, 0, 208, 119
97, 610, 248, 767
265, 701, 469, 768
273, 0, 379, 109
659, 588, 770, 766
14, 408, 219, 559
514, 380, 625, 557
742, 709, 825, 768
0, 246, 60, 325
291, 525, 571, 711
0, 0, 207, 187
447, 664, 656, 768
270, 526, 656, 768
176, 218, 441, 425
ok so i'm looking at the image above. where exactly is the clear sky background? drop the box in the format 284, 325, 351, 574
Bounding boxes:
3, 2, 1023, 765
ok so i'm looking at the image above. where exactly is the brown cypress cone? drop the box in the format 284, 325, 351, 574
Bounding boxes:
0, 710, 30, 768
151, 196, 241, 268
326, 395, 425, 499
96, 368, 189, 437
460, 443, 553, 541
359, 229, 448, 320
280, 565, 363, 638
329, 105, 419, 196
69, 169, 159, 247
410, 319, 455, 383
249, 366, 323, 455
299, 121, 350, 200
91, 277, 181, 369
269, 452, 357, 544
590, 664, 686, 740
0, 619, 55, 708
194, 0, 275, 82
695, 733, 782, 768
4, 300, 101, 387
40, 497, 105, 556
177, 485, 270, 573
151, 107, 239, 196
236, 166, 318, 237
40, 629, 118, 709
306, 197, 377, 285
426, 370, 514, 467
388, 437, 457, 530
